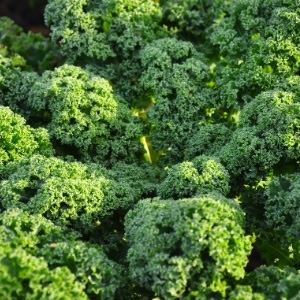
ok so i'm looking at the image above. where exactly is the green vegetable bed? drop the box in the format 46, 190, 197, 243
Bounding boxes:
0, 0, 299, 299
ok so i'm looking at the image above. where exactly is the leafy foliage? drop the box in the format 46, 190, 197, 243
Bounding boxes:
158, 155, 230, 199
0, 243, 87, 300
0, 208, 80, 252
0, 0, 299, 298
38, 241, 124, 299
160, 0, 230, 48
237, 266, 300, 300
211, 0, 300, 105
255, 173, 300, 267
0, 155, 136, 233
110, 161, 163, 199
0, 17, 61, 72
0, 106, 53, 165
28, 65, 144, 165
0, 54, 39, 118
45, 0, 166, 63
218, 89, 300, 183
0, 208, 123, 298
185, 123, 233, 160
139, 37, 216, 164
265, 174, 300, 240
125, 196, 252, 298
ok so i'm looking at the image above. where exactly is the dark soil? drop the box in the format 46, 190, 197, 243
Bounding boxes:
0, 0, 49, 35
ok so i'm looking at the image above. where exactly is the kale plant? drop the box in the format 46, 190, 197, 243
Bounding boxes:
0, 0, 299, 298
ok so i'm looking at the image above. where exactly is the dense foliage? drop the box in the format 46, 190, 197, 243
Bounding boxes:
125, 196, 252, 298
0, 0, 299, 298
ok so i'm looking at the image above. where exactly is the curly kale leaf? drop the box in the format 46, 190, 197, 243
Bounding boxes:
0, 155, 136, 233
38, 241, 124, 299
231, 266, 300, 300
0, 17, 62, 72
251, 172, 300, 267
125, 196, 252, 298
158, 155, 230, 199
0, 243, 87, 299
0, 208, 80, 253
211, 0, 300, 104
28, 65, 144, 166
0, 54, 39, 118
0, 106, 53, 165
45, 0, 166, 63
218, 90, 300, 182
185, 123, 233, 160
160, 0, 231, 50
139, 38, 221, 164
